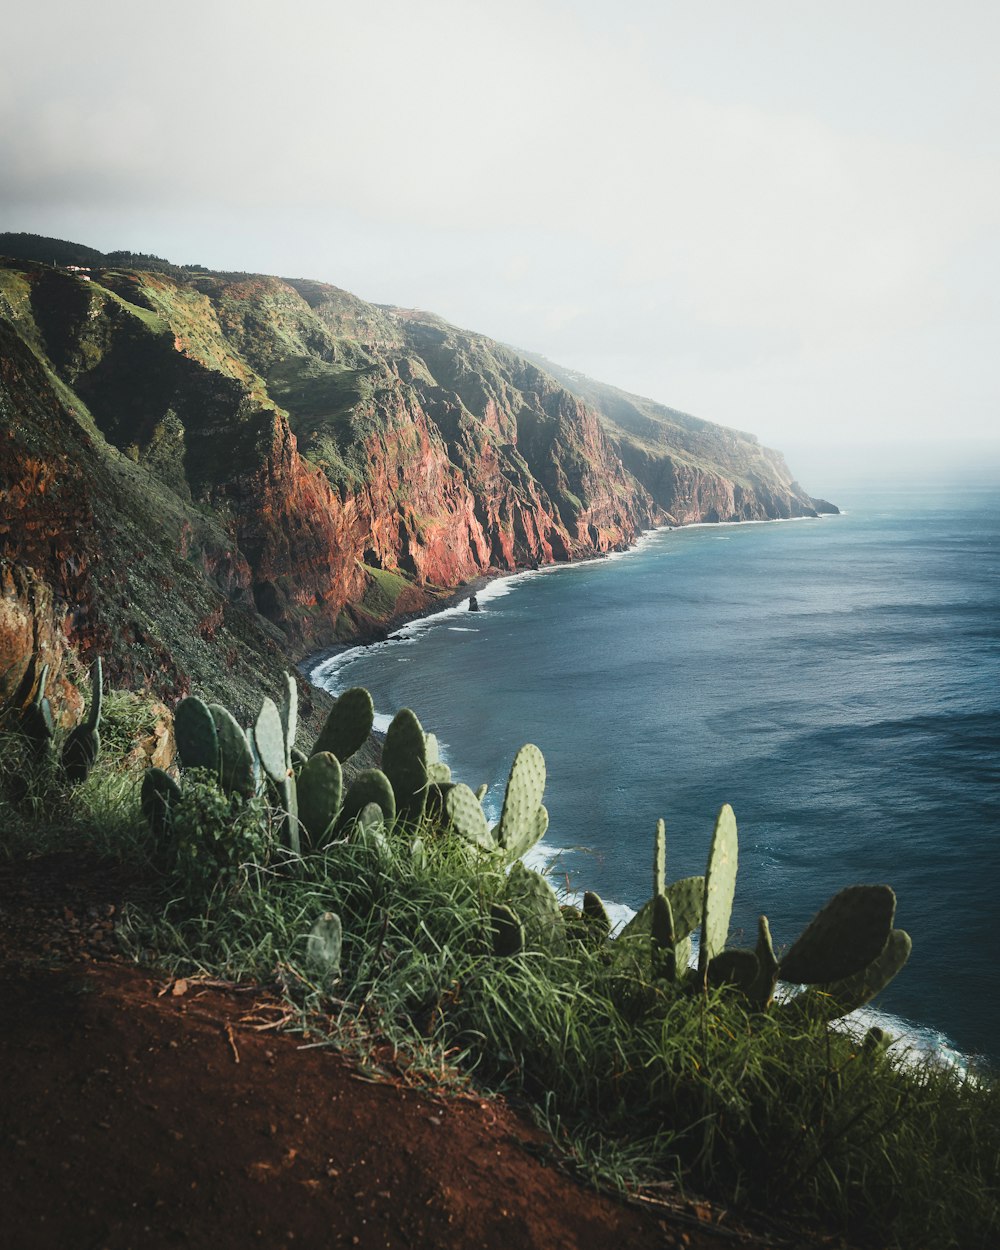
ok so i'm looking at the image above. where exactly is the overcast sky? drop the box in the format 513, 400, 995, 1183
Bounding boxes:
3, 1, 998, 485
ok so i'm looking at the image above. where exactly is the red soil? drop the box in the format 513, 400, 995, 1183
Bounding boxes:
0, 854, 839, 1250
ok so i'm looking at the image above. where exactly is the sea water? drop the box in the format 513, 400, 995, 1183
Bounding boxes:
312, 477, 1000, 1067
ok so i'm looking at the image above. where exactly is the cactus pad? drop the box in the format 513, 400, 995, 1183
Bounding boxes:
279, 672, 298, 768
208, 704, 255, 798
339, 769, 397, 831
582, 891, 611, 939
748, 915, 780, 1007
496, 744, 546, 855
253, 697, 287, 785
800, 928, 913, 1023
699, 804, 738, 982
490, 903, 524, 957
445, 783, 494, 851
62, 723, 100, 784
305, 912, 342, 983
141, 767, 181, 841
175, 696, 220, 775
297, 751, 344, 849
651, 892, 675, 949
312, 687, 374, 763
653, 818, 666, 898
778, 884, 897, 986
382, 708, 427, 828
506, 861, 566, 953
707, 949, 759, 992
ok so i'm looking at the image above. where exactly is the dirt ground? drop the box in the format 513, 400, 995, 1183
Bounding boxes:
0, 853, 847, 1250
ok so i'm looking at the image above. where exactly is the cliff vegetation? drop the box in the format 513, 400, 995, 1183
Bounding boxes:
2, 234, 834, 716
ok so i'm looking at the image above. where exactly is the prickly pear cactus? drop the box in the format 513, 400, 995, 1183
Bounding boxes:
698, 804, 738, 985
620, 874, 704, 955
311, 687, 374, 763
788, 928, 913, 1024
62, 657, 103, 784
653, 818, 666, 898
297, 751, 344, 849
444, 783, 494, 851
707, 948, 759, 992
305, 911, 343, 983
490, 903, 524, 957
651, 891, 675, 949
208, 704, 255, 798
778, 884, 897, 986
141, 767, 181, 841
20, 662, 54, 758
382, 708, 427, 828
175, 696, 221, 775
338, 769, 396, 832
495, 744, 546, 860
506, 861, 566, 953
582, 891, 611, 940
748, 915, 780, 1007
253, 697, 287, 785
278, 673, 298, 769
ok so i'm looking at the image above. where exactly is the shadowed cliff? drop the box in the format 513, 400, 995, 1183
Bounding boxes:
0, 234, 835, 709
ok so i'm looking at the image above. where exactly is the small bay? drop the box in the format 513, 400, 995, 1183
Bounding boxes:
313, 476, 1000, 1066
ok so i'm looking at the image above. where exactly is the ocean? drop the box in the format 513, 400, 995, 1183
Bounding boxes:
312, 476, 1000, 1067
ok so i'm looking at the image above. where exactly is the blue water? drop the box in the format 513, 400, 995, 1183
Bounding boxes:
313, 479, 1000, 1065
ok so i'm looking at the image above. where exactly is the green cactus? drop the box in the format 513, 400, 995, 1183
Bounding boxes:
337, 768, 397, 833
787, 929, 913, 1024
506, 861, 566, 953
444, 783, 494, 851
653, 817, 666, 898
707, 948, 760, 992
311, 686, 375, 763
297, 751, 344, 849
20, 662, 54, 759
208, 703, 255, 798
279, 672, 298, 769
174, 696, 220, 775
777, 885, 897, 986
621, 874, 703, 945
490, 902, 525, 957
254, 696, 298, 854
698, 803, 738, 986
582, 891, 611, 940
494, 743, 547, 860
748, 915, 780, 1007
253, 697, 287, 785
474, 782, 488, 802
141, 766, 182, 841
382, 708, 427, 828
62, 657, 103, 784
305, 911, 342, 984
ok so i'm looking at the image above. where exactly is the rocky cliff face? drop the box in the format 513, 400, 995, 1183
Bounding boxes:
0, 238, 834, 709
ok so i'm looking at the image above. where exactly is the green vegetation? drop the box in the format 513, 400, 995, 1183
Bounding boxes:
1, 661, 997, 1250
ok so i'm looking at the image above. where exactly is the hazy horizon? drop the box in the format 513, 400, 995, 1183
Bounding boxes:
3, 1, 997, 471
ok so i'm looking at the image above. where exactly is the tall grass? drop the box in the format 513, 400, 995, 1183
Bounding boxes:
2, 712, 997, 1250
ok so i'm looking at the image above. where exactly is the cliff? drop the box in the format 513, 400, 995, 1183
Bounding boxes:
0, 235, 834, 709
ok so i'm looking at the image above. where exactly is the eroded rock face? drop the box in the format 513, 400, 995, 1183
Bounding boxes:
0, 564, 82, 726
0, 248, 832, 708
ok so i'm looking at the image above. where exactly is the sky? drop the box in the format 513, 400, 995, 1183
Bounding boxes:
3, 0, 998, 488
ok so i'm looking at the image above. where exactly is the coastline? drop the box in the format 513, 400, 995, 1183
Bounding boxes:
299, 510, 838, 689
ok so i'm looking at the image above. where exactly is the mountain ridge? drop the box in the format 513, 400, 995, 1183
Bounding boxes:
0, 233, 836, 715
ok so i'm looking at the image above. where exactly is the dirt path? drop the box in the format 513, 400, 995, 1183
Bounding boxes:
0, 854, 836, 1250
